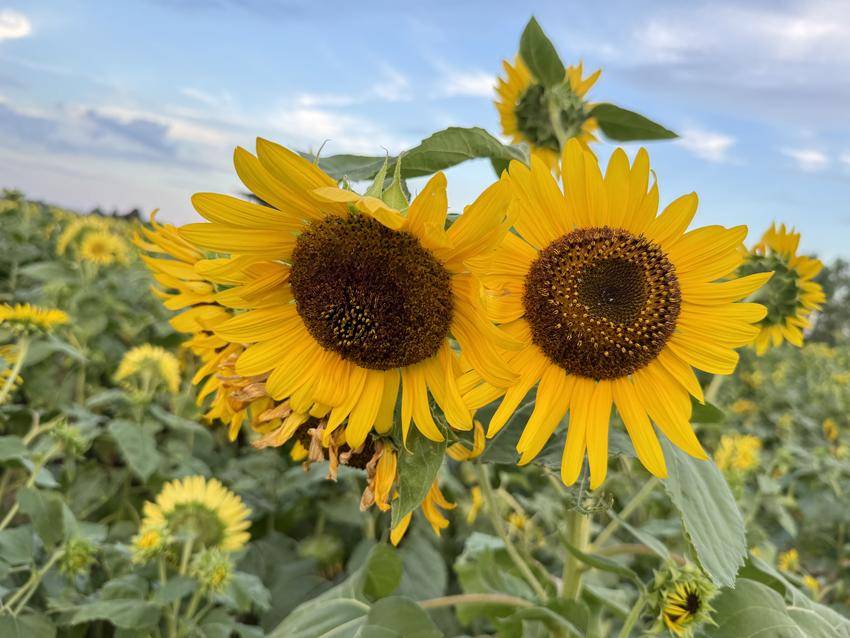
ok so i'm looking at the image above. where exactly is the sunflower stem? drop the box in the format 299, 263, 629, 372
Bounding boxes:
475, 464, 548, 600
704, 374, 725, 405
561, 508, 590, 601
617, 592, 648, 638
419, 593, 534, 610
594, 478, 658, 548
0, 336, 29, 406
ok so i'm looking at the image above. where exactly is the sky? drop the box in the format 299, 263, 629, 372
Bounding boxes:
1, 0, 849, 258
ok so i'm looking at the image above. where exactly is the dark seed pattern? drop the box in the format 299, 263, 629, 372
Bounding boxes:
523, 227, 681, 380
290, 214, 453, 370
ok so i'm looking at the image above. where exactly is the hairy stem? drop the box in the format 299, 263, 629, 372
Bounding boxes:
475, 464, 548, 600
594, 478, 658, 548
561, 509, 590, 600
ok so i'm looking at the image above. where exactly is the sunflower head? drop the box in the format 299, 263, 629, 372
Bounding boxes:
140, 476, 251, 552
79, 230, 128, 265
496, 57, 600, 167
468, 139, 769, 488
59, 537, 97, 577
190, 547, 234, 593
115, 344, 181, 396
823, 418, 839, 442
741, 223, 825, 354
139, 137, 516, 451
649, 562, 717, 637
778, 548, 800, 572
0, 303, 69, 335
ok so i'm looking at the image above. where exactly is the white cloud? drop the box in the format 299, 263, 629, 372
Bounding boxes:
273, 106, 410, 154
781, 147, 829, 172
372, 64, 411, 102
0, 9, 31, 41
675, 127, 736, 162
179, 87, 233, 109
440, 69, 495, 98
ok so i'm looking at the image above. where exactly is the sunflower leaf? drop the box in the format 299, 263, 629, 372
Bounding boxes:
382, 155, 409, 210
519, 17, 565, 88
660, 437, 746, 588
588, 103, 677, 141
365, 156, 390, 199
391, 428, 446, 528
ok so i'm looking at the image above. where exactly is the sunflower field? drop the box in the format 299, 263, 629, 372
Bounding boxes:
2, 17, 850, 638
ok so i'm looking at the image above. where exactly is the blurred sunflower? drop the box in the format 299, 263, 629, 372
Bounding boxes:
140, 476, 250, 552
714, 434, 761, 473
0, 303, 69, 334
496, 57, 600, 169
79, 230, 128, 265
465, 139, 770, 488
151, 138, 515, 450
115, 344, 181, 395
741, 223, 825, 355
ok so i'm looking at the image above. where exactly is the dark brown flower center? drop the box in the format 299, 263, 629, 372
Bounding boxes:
523, 227, 680, 380
289, 214, 453, 370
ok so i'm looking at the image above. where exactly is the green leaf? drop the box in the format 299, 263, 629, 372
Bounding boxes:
357, 597, 442, 638
588, 103, 677, 141
397, 128, 526, 178
396, 529, 448, 601
303, 153, 388, 182
691, 398, 726, 424
70, 599, 162, 630
17, 486, 65, 547
0, 614, 56, 638
495, 605, 584, 638
225, 572, 272, 613
0, 435, 28, 463
391, 428, 446, 528
108, 419, 162, 480
362, 544, 403, 600
365, 156, 390, 199
519, 17, 565, 88
382, 156, 408, 210
0, 525, 35, 565
151, 576, 196, 605
660, 437, 746, 587
704, 579, 841, 638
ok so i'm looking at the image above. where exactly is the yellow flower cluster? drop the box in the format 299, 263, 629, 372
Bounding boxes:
115, 344, 181, 395
715, 434, 762, 473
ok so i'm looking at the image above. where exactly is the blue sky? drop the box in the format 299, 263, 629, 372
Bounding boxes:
1, 1, 849, 258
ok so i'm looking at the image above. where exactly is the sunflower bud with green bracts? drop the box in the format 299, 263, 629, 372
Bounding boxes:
131, 526, 171, 564
50, 420, 89, 458
60, 537, 97, 577
647, 561, 717, 637
190, 547, 234, 593
740, 223, 826, 354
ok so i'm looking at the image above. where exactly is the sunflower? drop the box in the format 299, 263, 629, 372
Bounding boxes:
662, 581, 712, 636
741, 223, 825, 354
0, 303, 69, 334
496, 57, 600, 169
465, 139, 771, 488
140, 476, 250, 552
714, 434, 761, 473
149, 138, 515, 451
115, 344, 182, 395
79, 230, 128, 265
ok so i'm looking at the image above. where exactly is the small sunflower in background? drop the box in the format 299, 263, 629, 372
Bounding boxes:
648, 562, 717, 637
143, 137, 516, 453
0, 303, 69, 335
741, 223, 826, 354
714, 434, 761, 474
115, 344, 181, 396
138, 476, 251, 553
79, 229, 128, 266
496, 56, 600, 169
465, 139, 771, 489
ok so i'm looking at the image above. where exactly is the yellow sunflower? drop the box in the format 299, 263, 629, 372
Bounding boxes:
742, 223, 825, 354
115, 344, 182, 395
140, 476, 250, 552
465, 139, 771, 488
0, 303, 69, 334
496, 57, 600, 169
662, 581, 711, 637
152, 138, 515, 451
79, 230, 128, 265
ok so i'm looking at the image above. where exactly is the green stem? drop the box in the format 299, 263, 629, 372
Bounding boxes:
0, 442, 62, 531
183, 588, 204, 624
0, 336, 29, 406
704, 374, 725, 405
561, 509, 591, 600
419, 593, 534, 610
547, 92, 569, 148
594, 478, 658, 548
475, 465, 548, 600
6, 549, 63, 615
617, 593, 647, 638
170, 536, 196, 636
